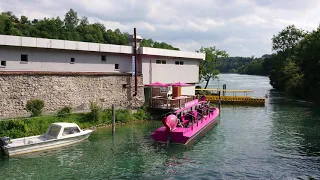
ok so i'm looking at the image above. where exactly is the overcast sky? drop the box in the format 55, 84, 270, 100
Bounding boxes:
1, 0, 320, 57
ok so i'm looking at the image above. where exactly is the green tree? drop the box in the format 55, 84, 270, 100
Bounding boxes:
272, 25, 306, 53
0, 10, 179, 52
199, 46, 228, 89
269, 25, 306, 90
64, 9, 79, 30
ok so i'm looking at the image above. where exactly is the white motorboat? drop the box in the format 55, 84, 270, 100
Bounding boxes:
0, 122, 93, 157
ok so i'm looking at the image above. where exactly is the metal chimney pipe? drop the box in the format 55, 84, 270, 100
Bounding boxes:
133, 28, 138, 97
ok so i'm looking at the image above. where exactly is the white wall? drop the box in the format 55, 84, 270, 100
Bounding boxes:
181, 86, 196, 95
141, 56, 200, 84
139, 47, 205, 60
0, 46, 132, 73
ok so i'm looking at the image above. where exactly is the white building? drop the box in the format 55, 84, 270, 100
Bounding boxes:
0, 35, 204, 98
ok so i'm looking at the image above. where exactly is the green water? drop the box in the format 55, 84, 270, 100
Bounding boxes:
1, 74, 320, 179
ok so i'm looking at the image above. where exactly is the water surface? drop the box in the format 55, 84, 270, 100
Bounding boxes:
1, 74, 320, 179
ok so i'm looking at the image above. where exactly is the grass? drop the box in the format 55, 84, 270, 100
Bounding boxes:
0, 107, 152, 139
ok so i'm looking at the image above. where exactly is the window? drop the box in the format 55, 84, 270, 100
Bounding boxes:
156, 60, 166, 64
115, 64, 119, 70
175, 61, 184, 65
160, 87, 167, 93
47, 125, 61, 138
70, 58, 75, 64
21, 54, 28, 63
0, 61, 6, 67
62, 127, 80, 136
101, 55, 106, 62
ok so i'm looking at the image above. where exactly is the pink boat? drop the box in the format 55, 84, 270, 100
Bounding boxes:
150, 99, 220, 145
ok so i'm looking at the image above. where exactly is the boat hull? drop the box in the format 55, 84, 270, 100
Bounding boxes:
3, 131, 92, 157
151, 108, 219, 145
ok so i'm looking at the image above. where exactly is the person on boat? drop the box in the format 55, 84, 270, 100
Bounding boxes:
197, 105, 203, 119
176, 113, 184, 127
68, 128, 74, 134
200, 95, 206, 101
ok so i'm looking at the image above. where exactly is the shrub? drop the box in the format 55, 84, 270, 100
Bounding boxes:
57, 106, 73, 117
115, 109, 132, 123
100, 109, 112, 123
88, 102, 101, 122
26, 99, 45, 117
132, 108, 151, 120
195, 85, 202, 89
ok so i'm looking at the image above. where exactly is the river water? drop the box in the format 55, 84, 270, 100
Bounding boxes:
1, 74, 320, 179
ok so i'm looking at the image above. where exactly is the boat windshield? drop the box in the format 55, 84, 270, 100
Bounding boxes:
47, 125, 61, 138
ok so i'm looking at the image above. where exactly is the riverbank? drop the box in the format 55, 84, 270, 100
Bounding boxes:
0, 107, 152, 139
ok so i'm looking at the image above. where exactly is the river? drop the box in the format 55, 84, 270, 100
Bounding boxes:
1, 74, 320, 179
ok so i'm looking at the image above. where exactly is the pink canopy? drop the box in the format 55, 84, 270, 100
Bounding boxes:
167, 82, 191, 87
145, 82, 167, 87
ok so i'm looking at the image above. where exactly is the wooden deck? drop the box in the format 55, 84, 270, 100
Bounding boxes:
147, 95, 197, 110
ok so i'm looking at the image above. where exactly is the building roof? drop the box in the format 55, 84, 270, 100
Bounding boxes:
0, 35, 205, 60
51, 122, 79, 128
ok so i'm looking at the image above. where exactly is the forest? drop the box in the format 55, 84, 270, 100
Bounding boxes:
268, 25, 320, 102
0, 9, 179, 50
233, 24, 320, 102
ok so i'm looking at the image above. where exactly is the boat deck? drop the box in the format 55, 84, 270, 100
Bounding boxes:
8, 136, 45, 147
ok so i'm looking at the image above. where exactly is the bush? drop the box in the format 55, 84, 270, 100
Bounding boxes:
88, 102, 101, 122
26, 99, 45, 117
57, 106, 73, 117
195, 85, 202, 89
132, 108, 151, 120
100, 109, 112, 123
115, 109, 132, 123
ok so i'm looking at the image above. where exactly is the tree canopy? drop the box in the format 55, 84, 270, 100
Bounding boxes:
0, 9, 179, 50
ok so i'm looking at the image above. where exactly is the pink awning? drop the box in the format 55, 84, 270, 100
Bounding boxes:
145, 82, 167, 87
167, 82, 191, 87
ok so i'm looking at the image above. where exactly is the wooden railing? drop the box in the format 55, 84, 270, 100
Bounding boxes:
148, 95, 197, 109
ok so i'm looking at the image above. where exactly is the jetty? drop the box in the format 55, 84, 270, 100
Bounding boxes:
196, 88, 266, 106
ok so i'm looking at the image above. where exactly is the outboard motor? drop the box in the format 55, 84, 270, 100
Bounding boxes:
0, 137, 10, 148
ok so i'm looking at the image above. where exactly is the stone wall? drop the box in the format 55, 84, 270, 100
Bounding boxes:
0, 72, 144, 119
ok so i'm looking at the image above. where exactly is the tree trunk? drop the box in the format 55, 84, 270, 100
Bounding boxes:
204, 79, 210, 89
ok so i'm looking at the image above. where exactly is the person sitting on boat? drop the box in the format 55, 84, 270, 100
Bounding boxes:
200, 95, 206, 102
68, 128, 74, 134
197, 105, 203, 119
176, 113, 184, 127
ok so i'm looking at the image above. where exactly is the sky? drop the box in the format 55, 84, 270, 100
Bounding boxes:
1, 0, 320, 57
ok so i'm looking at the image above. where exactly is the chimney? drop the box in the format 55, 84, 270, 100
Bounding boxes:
128, 34, 142, 48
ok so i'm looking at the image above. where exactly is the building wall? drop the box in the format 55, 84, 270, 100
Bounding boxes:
0, 46, 133, 73
0, 72, 144, 119
141, 56, 200, 84
181, 86, 196, 95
